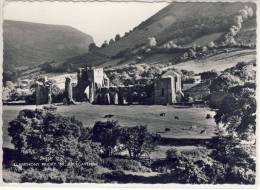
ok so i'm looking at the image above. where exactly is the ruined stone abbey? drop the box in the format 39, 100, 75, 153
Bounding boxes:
35, 66, 183, 105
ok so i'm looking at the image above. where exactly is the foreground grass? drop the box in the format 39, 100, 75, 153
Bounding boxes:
3, 104, 216, 148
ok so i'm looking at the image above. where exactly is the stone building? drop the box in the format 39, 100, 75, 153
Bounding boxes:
35, 78, 52, 105
73, 67, 110, 103
154, 70, 183, 105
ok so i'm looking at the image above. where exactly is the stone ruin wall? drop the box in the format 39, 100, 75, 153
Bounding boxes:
35, 67, 183, 105
94, 85, 154, 105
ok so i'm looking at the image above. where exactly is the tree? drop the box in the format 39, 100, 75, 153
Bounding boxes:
148, 37, 157, 47
188, 48, 197, 58
210, 73, 241, 92
40, 62, 53, 72
120, 126, 160, 159
109, 39, 115, 45
115, 34, 121, 41
208, 41, 216, 48
3, 70, 18, 83
210, 136, 255, 184
88, 43, 98, 52
200, 70, 219, 81
91, 120, 122, 157
4, 81, 15, 89
168, 150, 226, 184
225, 61, 256, 82
181, 69, 194, 77
8, 109, 101, 182
214, 86, 256, 140
210, 79, 256, 183
101, 40, 108, 48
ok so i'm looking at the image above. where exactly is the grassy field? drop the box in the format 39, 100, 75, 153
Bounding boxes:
172, 49, 256, 73
3, 103, 217, 149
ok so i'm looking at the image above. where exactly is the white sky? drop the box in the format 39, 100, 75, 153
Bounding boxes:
4, 2, 169, 46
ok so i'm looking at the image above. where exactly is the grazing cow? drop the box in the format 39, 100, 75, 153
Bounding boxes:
189, 125, 197, 130
160, 113, 166, 117
200, 128, 207, 134
174, 116, 179, 120
104, 114, 114, 118
206, 114, 211, 119
165, 128, 171, 132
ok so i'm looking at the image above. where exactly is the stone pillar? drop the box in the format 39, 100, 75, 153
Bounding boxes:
65, 76, 76, 105
104, 92, 110, 105
47, 84, 52, 105
35, 81, 42, 106
118, 87, 124, 105
114, 92, 119, 105
89, 82, 95, 104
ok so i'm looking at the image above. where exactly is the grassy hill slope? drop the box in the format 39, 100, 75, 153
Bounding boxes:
3, 20, 94, 70
97, 2, 256, 57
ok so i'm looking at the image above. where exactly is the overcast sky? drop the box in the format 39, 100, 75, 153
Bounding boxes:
4, 2, 169, 46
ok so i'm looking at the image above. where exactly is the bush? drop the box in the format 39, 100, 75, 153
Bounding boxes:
21, 167, 100, 183
200, 70, 219, 81
151, 159, 177, 173
101, 170, 125, 182
164, 150, 226, 184
102, 157, 150, 172
151, 148, 227, 184
211, 136, 255, 184
166, 149, 182, 160
210, 73, 241, 92
8, 109, 101, 182
21, 168, 66, 183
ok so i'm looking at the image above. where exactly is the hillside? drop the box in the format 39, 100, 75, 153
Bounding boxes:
97, 2, 256, 57
57, 1, 256, 71
169, 49, 256, 74
3, 20, 94, 71
13, 2, 257, 80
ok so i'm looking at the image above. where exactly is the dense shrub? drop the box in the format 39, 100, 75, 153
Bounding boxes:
21, 168, 66, 183
3, 70, 18, 83
170, 152, 226, 184
102, 157, 150, 172
200, 70, 219, 81
224, 61, 256, 82
21, 166, 100, 183
210, 73, 241, 92
208, 62, 256, 184
8, 109, 101, 182
211, 136, 255, 184
214, 86, 256, 140
154, 148, 226, 184
101, 170, 125, 182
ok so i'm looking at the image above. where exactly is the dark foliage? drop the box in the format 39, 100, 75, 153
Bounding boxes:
101, 157, 150, 172
91, 120, 122, 157
8, 109, 101, 182
211, 136, 255, 184
214, 86, 256, 139
120, 126, 160, 159
3, 70, 19, 83
200, 70, 219, 81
